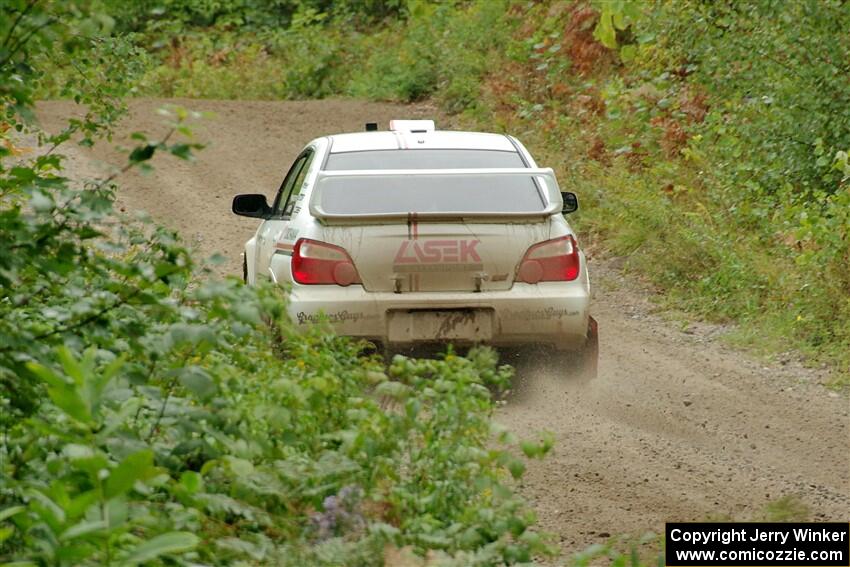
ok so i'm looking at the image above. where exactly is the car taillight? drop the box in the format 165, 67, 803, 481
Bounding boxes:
516, 235, 580, 283
291, 238, 361, 286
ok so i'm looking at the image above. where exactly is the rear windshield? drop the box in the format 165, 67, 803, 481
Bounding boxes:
316, 173, 546, 216
325, 149, 525, 170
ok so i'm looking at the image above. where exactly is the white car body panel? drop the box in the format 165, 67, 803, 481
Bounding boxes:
242, 126, 591, 350
330, 130, 517, 153
243, 235, 258, 284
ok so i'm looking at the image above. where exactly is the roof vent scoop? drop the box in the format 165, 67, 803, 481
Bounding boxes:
389, 119, 435, 133
365, 122, 378, 131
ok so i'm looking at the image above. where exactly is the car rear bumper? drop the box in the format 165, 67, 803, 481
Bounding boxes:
286, 282, 591, 350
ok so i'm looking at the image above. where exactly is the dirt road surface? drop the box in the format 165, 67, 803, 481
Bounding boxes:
38, 99, 849, 559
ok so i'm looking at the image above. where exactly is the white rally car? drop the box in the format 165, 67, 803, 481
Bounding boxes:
232, 120, 598, 378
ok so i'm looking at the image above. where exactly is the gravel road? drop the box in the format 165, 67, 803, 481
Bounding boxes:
37, 99, 849, 559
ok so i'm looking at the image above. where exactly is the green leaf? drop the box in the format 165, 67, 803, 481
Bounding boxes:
506, 458, 526, 479
30, 191, 54, 212
92, 354, 124, 405
64, 445, 110, 479
178, 366, 217, 399
0, 506, 25, 523
179, 471, 204, 494
620, 44, 637, 63
374, 380, 410, 400
66, 490, 100, 520
594, 11, 617, 49
77, 226, 102, 239
10, 167, 36, 182
233, 303, 261, 324
24, 489, 66, 525
0, 525, 15, 545
57, 345, 87, 387
104, 450, 153, 499
224, 457, 254, 477
168, 143, 193, 160
129, 143, 157, 163
121, 531, 199, 565
520, 432, 554, 459
154, 262, 178, 278
520, 441, 539, 458
59, 519, 108, 541
99, 397, 142, 438
26, 362, 93, 425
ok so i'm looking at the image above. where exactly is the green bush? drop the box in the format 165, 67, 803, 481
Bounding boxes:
100, 0, 409, 34
128, 0, 515, 104
589, 0, 850, 375
348, 0, 514, 105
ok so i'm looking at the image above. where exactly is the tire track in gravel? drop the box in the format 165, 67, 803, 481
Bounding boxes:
38, 98, 849, 559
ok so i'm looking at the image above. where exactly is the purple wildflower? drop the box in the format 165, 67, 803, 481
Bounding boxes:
309, 485, 366, 541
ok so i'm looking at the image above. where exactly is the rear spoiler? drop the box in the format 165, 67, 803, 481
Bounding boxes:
308, 167, 563, 222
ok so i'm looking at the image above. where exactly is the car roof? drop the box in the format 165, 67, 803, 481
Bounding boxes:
328, 130, 517, 153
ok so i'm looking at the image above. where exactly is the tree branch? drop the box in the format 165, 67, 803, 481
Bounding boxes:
0, 286, 143, 352
0, 16, 57, 68
1, 0, 39, 49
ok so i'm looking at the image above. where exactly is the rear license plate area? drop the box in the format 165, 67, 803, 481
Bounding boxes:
387, 308, 493, 343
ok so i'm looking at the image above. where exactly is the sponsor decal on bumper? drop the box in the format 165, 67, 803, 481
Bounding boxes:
502, 307, 580, 321
296, 310, 379, 325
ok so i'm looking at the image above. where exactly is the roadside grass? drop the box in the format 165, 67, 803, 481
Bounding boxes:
567, 533, 663, 567
757, 496, 811, 523
701, 495, 810, 523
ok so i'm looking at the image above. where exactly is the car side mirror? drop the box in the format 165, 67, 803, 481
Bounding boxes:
232, 194, 271, 219
561, 191, 578, 214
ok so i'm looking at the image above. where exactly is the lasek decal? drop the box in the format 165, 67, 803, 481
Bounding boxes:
394, 239, 481, 265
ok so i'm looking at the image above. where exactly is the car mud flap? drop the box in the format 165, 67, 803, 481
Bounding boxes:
581, 316, 599, 381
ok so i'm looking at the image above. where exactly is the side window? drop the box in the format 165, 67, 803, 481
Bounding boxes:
280, 150, 314, 218
272, 150, 310, 217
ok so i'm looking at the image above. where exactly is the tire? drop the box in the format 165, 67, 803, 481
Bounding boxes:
242, 255, 248, 284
